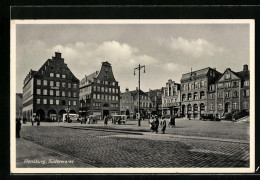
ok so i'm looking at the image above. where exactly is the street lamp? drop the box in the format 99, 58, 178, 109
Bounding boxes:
134, 63, 145, 126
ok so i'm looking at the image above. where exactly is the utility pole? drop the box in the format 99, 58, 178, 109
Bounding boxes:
134, 63, 145, 126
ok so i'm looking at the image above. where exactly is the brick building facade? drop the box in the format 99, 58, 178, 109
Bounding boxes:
79, 61, 120, 118
22, 52, 79, 121
214, 65, 250, 117
146, 89, 162, 116
180, 67, 221, 119
120, 88, 135, 117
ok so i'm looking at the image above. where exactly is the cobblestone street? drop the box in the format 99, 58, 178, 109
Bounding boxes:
16, 118, 250, 168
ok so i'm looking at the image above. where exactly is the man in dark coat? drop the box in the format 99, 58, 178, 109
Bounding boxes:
16, 118, 21, 138
161, 117, 167, 134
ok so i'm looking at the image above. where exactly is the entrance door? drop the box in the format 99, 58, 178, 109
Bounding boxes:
103, 110, 109, 119
225, 102, 230, 113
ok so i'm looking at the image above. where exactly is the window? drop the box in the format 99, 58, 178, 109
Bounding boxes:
43, 80, 47, 86
200, 91, 205, 99
188, 93, 192, 100
43, 89, 47, 95
209, 85, 215, 91
218, 103, 223, 110
233, 102, 238, 110
50, 81, 54, 87
37, 89, 41, 95
68, 101, 71, 106
50, 99, 53, 105
97, 86, 100, 91
225, 91, 230, 98
195, 82, 198, 89
109, 95, 111, 100
233, 91, 237, 97
68, 92, 71, 97
244, 101, 249, 109
210, 93, 214, 99
56, 100, 59, 105
97, 80, 100, 83
105, 95, 108, 100
73, 101, 77, 106
109, 88, 111, 93
191, 84, 194, 90
225, 82, 231, 88
50, 73, 54, 77
61, 100, 66, 105
37, 79, 41, 85
36, 99, 40, 104
105, 81, 108, 85
182, 94, 186, 101
43, 99, 47, 104
244, 81, 250, 86
56, 82, 60, 87
218, 83, 223, 88
93, 86, 96, 91
112, 88, 115, 93
101, 87, 104, 92
56, 90, 60, 96
246, 89, 250, 96
73, 92, 77, 97
56, 73, 60, 78
225, 73, 231, 79
68, 83, 71, 88
50, 90, 54, 96
62, 74, 66, 78
101, 94, 104, 99
93, 94, 96, 99
97, 94, 100, 99
62, 91, 65, 97
194, 92, 198, 100
62, 82, 66, 88
72, 83, 77, 88
233, 81, 238, 87
116, 88, 119, 93
116, 96, 118, 101
188, 84, 191, 90
105, 87, 108, 92
112, 96, 115, 100
210, 103, 214, 110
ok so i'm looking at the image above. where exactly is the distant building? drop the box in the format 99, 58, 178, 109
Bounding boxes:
22, 52, 79, 121
214, 65, 250, 116
146, 89, 162, 116
16, 93, 23, 118
180, 67, 221, 119
79, 61, 120, 118
120, 88, 135, 117
161, 79, 181, 117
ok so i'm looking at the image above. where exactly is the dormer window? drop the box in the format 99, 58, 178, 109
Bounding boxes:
225, 73, 231, 80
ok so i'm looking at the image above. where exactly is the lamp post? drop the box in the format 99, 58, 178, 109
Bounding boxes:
134, 63, 145, 126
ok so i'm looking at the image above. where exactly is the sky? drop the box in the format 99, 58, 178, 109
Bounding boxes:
15, 22, 250, 93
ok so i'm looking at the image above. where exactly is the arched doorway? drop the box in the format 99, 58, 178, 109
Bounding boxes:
193, 104, 198, 118
48, 109, 56, 122
182, 105, 186, 117
59, 109, 66, 121
126, 109, 130, 116
36, 109, 45, 121
225, 102, 230, 113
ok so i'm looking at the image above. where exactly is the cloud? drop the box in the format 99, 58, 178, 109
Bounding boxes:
169, 37, 225, 58
163, 62, 181, 72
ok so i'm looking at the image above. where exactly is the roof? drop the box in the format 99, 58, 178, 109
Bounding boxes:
85, 71, 99, 81
129, 89, 147, 97
236, 70, 250, 80
181, 67, 210, 81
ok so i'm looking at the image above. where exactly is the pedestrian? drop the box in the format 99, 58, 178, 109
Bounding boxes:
16, 118, 21, 138
171, 115, 176, 127
154, 117, 159, 133
161, 117, 167, 134
31, 117, 34, 126
36, 116, 40, 126
104, 116, 108, 126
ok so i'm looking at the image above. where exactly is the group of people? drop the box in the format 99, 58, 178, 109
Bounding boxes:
79, 116, 97, 124
31, 116, 41, 126
149, 115, 176, 134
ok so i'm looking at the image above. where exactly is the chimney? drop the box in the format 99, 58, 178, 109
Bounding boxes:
55, 52, 61, 58
126, 87, 129, 92
243, 64, 248, 71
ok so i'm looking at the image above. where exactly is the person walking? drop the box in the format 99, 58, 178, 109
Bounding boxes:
104, 116, 108, 126
36, 116, 40, 126
16, 118, 21, 138
31, 117, 34, 126
161, 117, 167, 134
154, 117, 159, 133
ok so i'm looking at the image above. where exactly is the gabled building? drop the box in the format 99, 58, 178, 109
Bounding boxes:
22, 52, 80, 121
215, 64, 250, 116
146, 89, 162, 116
79, 61, 120, 118
161, 79, 181, 117
180, 67, 222, 119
